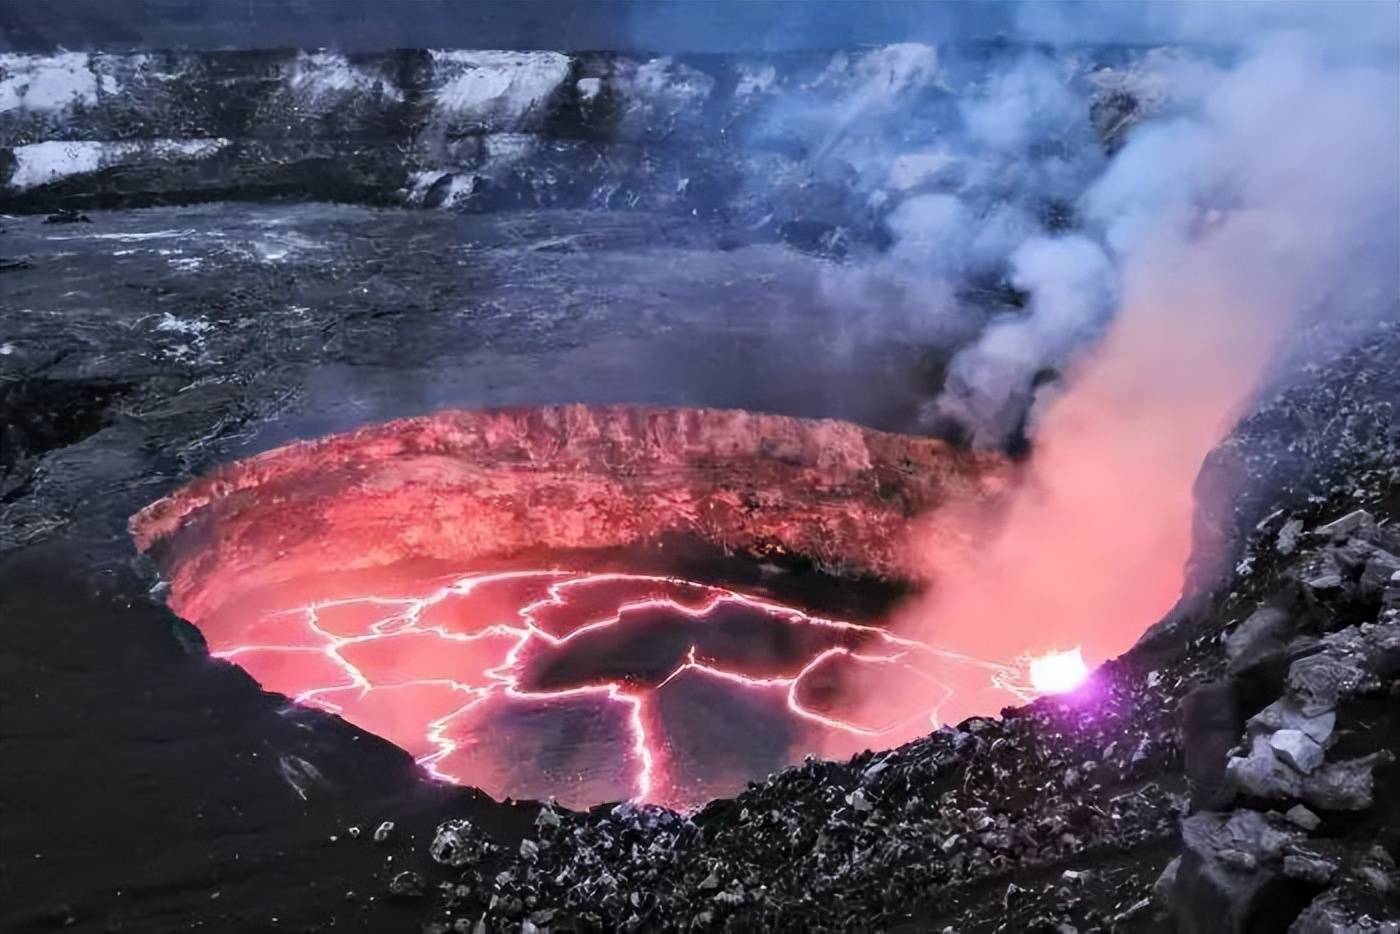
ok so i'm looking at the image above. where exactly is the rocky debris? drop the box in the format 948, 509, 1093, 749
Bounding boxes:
1226, 674, 1392, 811
1279, 518, 1307, 555
1249, 701, 1337, 748
1315, 510, 1382, 540
409, 655, 1185, 932
1286, 804, 1323, 832
1225, 604, 1296, 676
1218, 513, 1400, 819
1291, 874, 1400, 934
42, 209, 90, 223
389, 870, 426, 898
1086, 49, 1184, 152
1286, 853, 1338, 886
1187, 324, 1400, 597
1270, 729, 1325, 773
1169, 809, 1307, 934
430, 819, 498, 869
403, 476, 1398, 933
1163, 496, 1400, 933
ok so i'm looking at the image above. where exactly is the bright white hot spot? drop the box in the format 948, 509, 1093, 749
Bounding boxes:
1028, 647, 1088, 694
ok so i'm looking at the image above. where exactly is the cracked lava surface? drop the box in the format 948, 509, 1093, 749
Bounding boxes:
131, 405, 1020, 810
208, 568, 1016, 811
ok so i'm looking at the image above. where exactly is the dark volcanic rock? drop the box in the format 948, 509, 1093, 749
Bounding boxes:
430, 818, 499, 869
43, 208, 90, 223
1171, 810, 1312, 934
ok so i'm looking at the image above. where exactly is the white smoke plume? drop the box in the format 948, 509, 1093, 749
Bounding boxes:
746, 4, 1395, 460
728, 3, 1400, 734
873, 16, 1399, 729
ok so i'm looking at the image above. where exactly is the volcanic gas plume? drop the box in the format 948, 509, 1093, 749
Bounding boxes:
132, 406, 1024, 810
869, 35, 1400, 744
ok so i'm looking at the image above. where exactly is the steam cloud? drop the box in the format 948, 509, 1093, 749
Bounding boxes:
775, 5, 1399, 731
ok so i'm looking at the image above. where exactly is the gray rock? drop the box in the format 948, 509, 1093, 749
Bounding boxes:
1278, 518, 1306, 555
1236, 737, 1392, 811
1271, 729, 1326, 774
1113, 897, 1154, 925
1284, 853, 1336, 886
389, 870, 425, 897
1289, 656, 1366, 716
1314, 510, 1377, 540
1356, 866, 1397, 896
1228, 735, 1304, 800
1361, 552, 1400, 596
430, 818, 497, 867
1219, 848, 1259, 871
1301, 752, 1395, 811
1285, 804, 1322, 831
1182, 681, 1246, 809
1172, 810, 1302, 934
1154, 856, 1181, 904
1227, 606, 1296, 671
1333, 538, 1387, 578
1290, 887, 1400, 934
1249, 700, 1336, 746
1298, 552, 1346, 591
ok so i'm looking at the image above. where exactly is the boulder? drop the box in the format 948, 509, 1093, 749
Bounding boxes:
1300, 752, 1394, 812
1359, 551, 1400, 600
1283, 854, 1336, 886
1271, 729, 1326, 774
1284, 805, 1322, 832
1227, 606, 1296, 674
1180, 681, 1244, 809
429, 818, 497, 868
1170, 810, 1311, 934
1297, 552, 1346, 592
1249, 700, 1336, 747
1278, 518, 1306, 555
1154, 856, 1181, 905
1288, 656, 1367, 716
1290, 885, 1400, 934
1313, 510, 1377, 541
1228, 735, 1305, 800
1228, 738, 1391, 811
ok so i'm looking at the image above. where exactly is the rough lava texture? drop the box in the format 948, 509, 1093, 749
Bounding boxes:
125, 407, 1014, 812
130, 404, 1010, 625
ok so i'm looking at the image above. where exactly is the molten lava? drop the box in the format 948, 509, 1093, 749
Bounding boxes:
132, 406, 1033, 810
199, 568, 1016, 810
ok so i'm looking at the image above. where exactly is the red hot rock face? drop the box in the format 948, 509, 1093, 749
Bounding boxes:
131, 405, 1016, 811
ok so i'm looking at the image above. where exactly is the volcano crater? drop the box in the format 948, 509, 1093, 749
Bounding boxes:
131, 404, 1013, 809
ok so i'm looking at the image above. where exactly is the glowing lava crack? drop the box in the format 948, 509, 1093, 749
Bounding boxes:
208, 570, 1014, 811
130, 406, 1023, 811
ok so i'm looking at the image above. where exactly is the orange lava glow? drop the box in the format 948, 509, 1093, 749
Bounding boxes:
131, 405, 1127, 808
193, 567, 1022, 810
